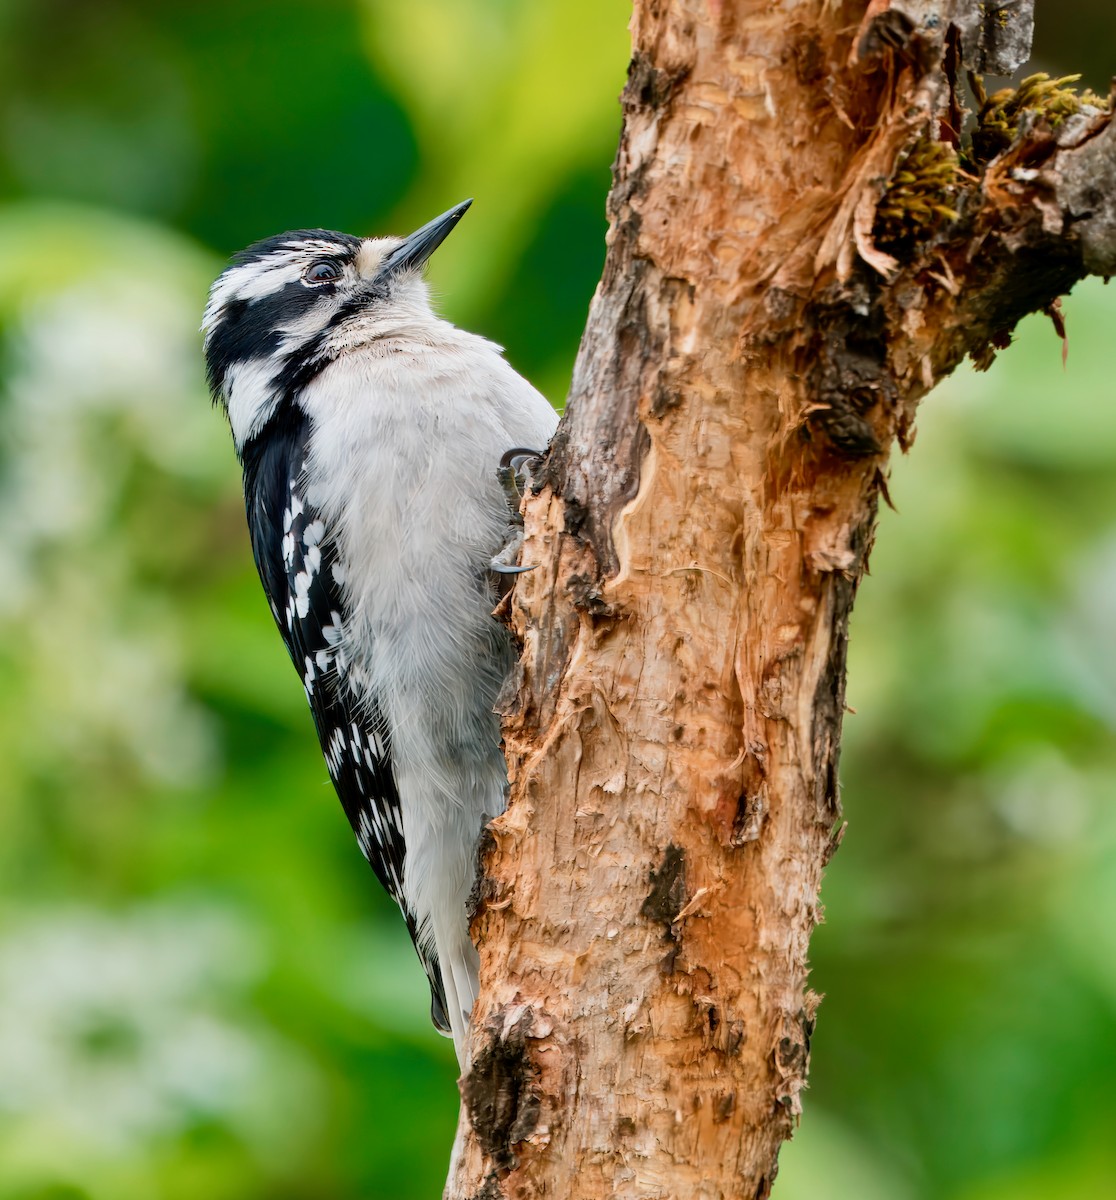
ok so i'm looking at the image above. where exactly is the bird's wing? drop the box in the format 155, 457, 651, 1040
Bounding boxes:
240, 413, 450, 1033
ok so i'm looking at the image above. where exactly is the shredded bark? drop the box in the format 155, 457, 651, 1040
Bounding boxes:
446, 3, 1116, 1196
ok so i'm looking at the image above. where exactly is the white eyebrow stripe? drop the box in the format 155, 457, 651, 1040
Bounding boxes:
221, 259, 304, 301
203, 259, 303, 334
202, 242, 356, 335
203, 265, 294, 333
295, 239, 352, 256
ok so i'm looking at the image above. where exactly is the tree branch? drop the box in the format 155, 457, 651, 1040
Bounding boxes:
447, 3, 1114, 1196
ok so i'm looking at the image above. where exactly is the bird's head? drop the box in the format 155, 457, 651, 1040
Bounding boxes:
202, 200, 472, 452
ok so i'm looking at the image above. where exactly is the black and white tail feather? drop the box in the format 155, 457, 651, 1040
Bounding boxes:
202, 202, 557, 1062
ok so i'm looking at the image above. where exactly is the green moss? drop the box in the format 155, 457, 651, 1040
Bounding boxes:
970, 73, 1111, 165
875, 137, 965, 248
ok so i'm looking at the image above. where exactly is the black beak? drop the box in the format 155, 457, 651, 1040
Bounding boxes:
381, 199, 473, 277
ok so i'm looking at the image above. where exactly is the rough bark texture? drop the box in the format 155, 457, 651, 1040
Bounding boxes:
447, 3, 1115, 1197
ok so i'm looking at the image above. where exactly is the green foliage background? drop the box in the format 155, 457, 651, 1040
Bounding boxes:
0, 2, 1113, 1197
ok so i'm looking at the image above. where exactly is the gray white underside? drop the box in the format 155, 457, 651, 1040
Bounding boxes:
299, 324, 557, 1056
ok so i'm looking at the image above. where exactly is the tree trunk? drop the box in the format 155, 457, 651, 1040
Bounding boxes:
447, 3, 1116, 1197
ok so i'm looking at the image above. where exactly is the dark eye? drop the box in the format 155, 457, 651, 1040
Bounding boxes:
303, 260, 342, 285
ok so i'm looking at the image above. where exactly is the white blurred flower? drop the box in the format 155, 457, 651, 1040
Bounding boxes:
0, 902, 317, 1155
0, 258, 231, 789
0, 275, 225, 566
985, 747, 1090, 844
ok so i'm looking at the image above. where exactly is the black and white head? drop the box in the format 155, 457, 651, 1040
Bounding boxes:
202, 200, 472, 455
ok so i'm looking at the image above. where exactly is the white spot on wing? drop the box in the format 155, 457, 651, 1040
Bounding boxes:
293, 571, 311, 618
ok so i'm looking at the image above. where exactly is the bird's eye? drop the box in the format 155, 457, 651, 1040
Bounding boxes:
304, 260, 343, 285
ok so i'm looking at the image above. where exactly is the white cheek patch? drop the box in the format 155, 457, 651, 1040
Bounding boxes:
223, 357, 281, 446
276, 299, 342, 354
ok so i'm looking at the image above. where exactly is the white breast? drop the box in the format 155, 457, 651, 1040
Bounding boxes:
299, 321, 557, 771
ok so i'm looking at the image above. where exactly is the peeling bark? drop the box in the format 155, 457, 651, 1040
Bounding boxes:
446, 2, 1115, 1197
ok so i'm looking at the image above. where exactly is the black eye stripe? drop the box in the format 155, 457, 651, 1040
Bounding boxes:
204, 279, 328, 398
205, 231, 363, 410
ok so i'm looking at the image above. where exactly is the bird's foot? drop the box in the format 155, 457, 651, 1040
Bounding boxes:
496, 447, 545, 517
491, 447, 545, 582
490, 530, 534, 576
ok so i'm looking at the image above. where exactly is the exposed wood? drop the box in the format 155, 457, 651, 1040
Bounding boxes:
446, 3, 1115, 1197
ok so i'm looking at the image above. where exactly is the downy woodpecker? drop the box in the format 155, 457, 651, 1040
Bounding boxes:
202, 202, 558, 1062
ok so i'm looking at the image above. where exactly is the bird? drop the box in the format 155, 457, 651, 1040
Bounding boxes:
202, 201, 558, 1062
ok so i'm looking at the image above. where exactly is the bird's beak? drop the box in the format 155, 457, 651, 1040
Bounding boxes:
381, 199, 473, 277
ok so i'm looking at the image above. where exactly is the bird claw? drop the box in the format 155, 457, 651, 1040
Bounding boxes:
496, 447, 545, 519
491, 447, 545, 588
490, 525, 534, 576
499, 447, 545, 476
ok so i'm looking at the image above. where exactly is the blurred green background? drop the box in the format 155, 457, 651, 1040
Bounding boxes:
0, 2, 1112, 1197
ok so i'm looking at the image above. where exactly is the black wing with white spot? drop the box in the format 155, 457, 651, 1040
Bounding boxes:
239, 408, 450, 1033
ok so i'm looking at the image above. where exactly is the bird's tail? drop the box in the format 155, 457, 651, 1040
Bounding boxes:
408, 886, 480, 1064
437, 916, 480, 1066
413, 937, 453, 1036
